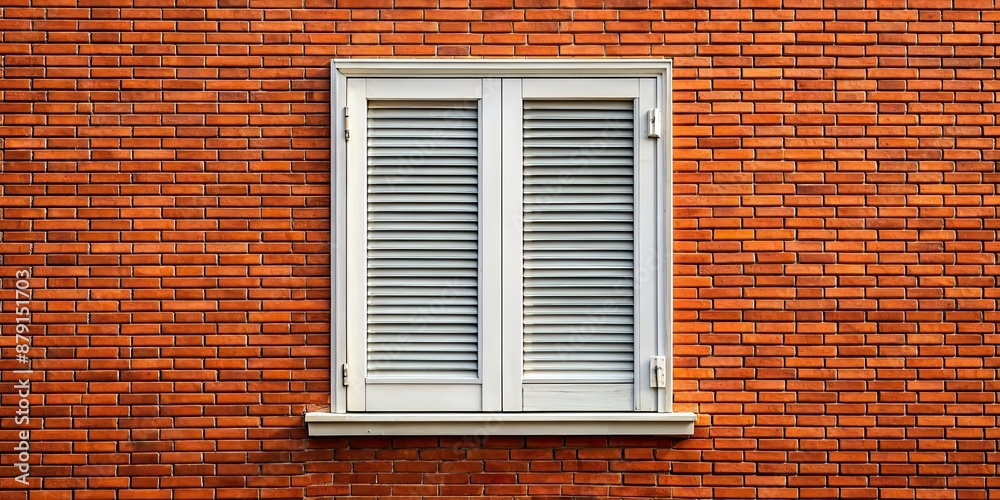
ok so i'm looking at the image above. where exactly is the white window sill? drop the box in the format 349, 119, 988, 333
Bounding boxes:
305, 412, 697, 436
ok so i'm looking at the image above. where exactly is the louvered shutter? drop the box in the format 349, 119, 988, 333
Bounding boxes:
345, 76, 663, 413
502, 78, 659, 411
522, 98, 636, 404
346, 79, 501, 412
366, 100, 480, 378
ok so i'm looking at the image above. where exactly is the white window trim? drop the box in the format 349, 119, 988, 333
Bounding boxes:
308, 59, 696, 437
306, 412, 696, 436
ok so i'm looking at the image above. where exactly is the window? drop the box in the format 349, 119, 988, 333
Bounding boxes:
308, 60, 695, 436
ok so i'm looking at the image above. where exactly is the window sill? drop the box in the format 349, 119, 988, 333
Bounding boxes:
304, 412, 697, 437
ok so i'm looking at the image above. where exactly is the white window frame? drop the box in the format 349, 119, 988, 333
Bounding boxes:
345, 77, 504, 412
306, 59, 696, 436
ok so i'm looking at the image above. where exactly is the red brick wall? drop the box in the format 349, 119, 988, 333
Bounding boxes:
2, 0, 999, 498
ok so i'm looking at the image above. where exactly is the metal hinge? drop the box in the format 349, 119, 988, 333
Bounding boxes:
342, 363, 349, 386
650, 356, 667, 388
344, 107, 350, 141
647, 108, 661, 139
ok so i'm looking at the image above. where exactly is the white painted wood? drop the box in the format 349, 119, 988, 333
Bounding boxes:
521, 78, 641, 99
634, 77, 658, 411
366, 78, 483, 100
329, 60, 677, 417
364, 99, 481, 383
480, 78, 503, 412
345, 78, 368, 411
514, 79, 643, 412
500, 78, 525, 412
333, 59, 673, 79
331, 60, 349, 412
657, 71, 673, 413
352, 78, 489, 412
363, 376, 481, 384
522, 384, 633, 411
305, 411, 697, 436
520, 97, 637, 386
364, 385, 483, 412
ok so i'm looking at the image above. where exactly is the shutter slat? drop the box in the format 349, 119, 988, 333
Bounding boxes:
370, 285, 479, 300
524, 287, 633, 296
522, 99, 635, 383
525, 166, 633, 175
368, 253, 478, 262
369, 214, 479, 223
524, 221, 633, 232
525, 325, 633, 334
368, 240, 477, 250
368, 158, 479, 166
368, 129, 479, 138
367, 100, 480, 380
367, 232, 479, 240
369, 177, 478, 186
368, 277, 478, 287
368, 185, 478, 193
368, 222, 479, 231
524, 252, 631, 260
366, 203, 479, 213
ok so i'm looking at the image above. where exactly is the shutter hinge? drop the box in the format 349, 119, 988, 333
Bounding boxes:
342, 363, 349, 386
650, 356, 667, 388
647, 107, 661, 139
344, 106, 350, 141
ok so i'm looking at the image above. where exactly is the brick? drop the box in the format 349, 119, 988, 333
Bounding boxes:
3, 4, 999, 500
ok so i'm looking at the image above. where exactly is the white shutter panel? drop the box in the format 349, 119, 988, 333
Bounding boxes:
346, 79, 501, 412
521, 99, 636, 410
366, 100, 481, 380
502, 78, 659, 412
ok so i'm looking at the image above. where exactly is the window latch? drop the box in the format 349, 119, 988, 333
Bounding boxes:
342, 363, 349, 386
647, 108, 661, 139
650, 356, 667, 388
